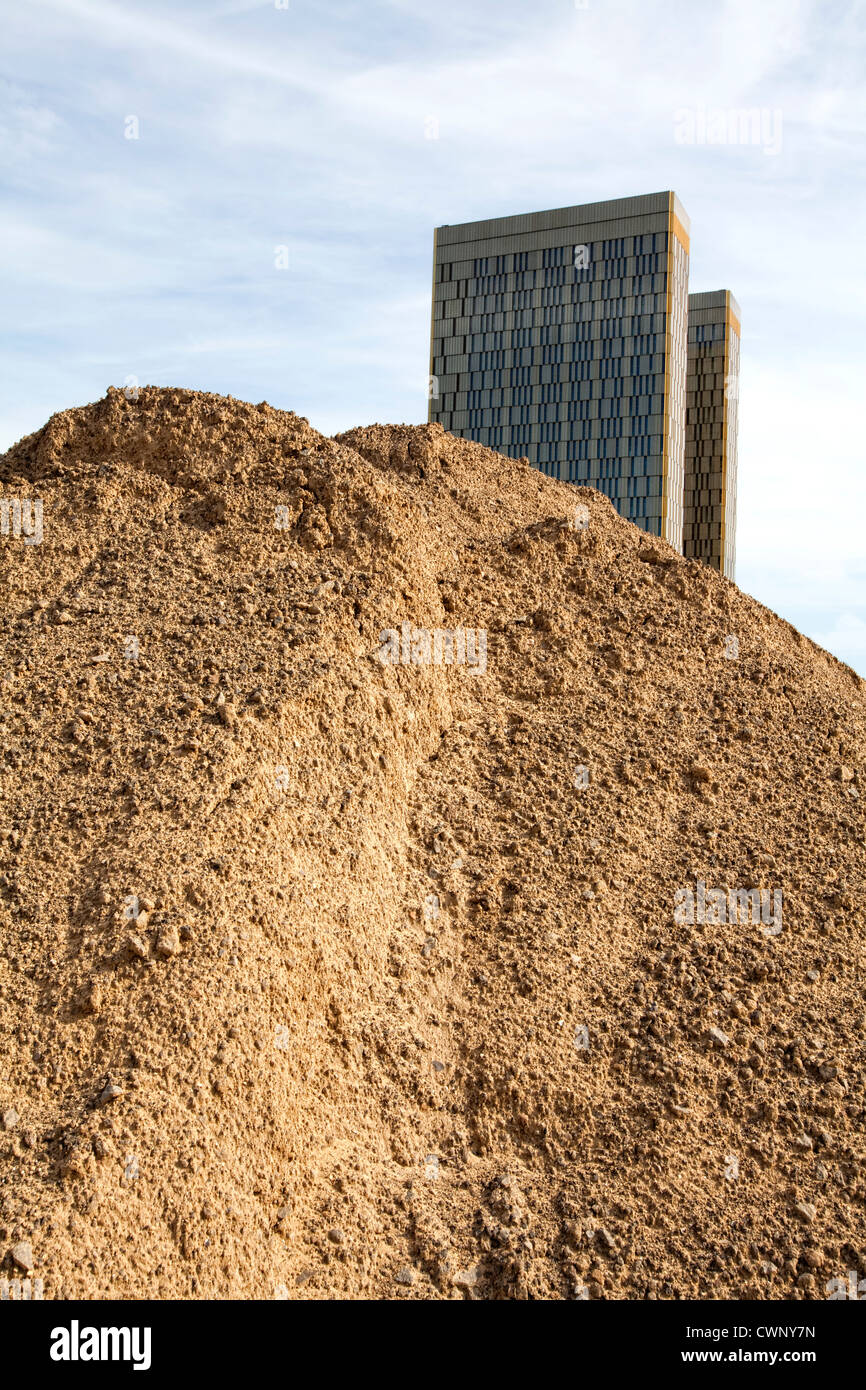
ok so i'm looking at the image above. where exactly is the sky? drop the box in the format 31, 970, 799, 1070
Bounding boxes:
2, 0, 865, 674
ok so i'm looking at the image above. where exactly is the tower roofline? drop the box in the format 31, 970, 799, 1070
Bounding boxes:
689, 289, 741, 319
436, 191, 689, 244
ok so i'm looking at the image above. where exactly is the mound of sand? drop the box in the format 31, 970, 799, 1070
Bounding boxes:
0, 386, 863, 1300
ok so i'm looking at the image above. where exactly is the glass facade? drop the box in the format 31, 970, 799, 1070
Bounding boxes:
429, 193, 691, 547
683, 291, 741, 579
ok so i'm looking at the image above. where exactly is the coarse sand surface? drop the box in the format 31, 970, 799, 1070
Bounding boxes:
0, 387, 864, 1300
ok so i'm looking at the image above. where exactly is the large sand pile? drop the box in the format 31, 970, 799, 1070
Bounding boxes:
0, 386, 864, 1300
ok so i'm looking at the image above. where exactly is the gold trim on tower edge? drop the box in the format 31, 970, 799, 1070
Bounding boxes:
660, 193, 674, 541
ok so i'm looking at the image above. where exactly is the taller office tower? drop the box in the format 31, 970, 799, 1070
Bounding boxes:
683, 291, 740, 580
429, 191, 690, 548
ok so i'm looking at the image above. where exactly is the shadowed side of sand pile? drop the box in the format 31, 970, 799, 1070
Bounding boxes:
337, 422, 866, 1300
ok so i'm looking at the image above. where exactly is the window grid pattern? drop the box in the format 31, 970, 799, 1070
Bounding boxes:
682, 305, 739, 579
430, 217, 685, 536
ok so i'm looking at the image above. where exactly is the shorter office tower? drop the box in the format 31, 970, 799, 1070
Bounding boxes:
684, 290, 740, 579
